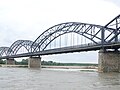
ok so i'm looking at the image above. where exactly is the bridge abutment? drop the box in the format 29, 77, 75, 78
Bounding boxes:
98, 50, 120, 72
6, 58, 15, 65
28, 56, 41, 68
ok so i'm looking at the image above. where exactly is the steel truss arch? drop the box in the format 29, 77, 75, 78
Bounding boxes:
0, 47, 9, 57
7, 40, 37, 55
104, 14, 120, 43
32, 22, 113, 52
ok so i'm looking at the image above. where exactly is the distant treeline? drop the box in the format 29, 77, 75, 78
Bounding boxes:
41, 60, 98, 66
0, 59, 98, 66
0, 59, 5, 64
0, 59, 28, 65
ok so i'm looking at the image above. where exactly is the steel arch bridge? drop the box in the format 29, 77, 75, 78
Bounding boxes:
0, 47, 9, 56
6, 40, 38, 56
31, 15, 120, 52
31, 22, 113, 52
0, 15, 120, 58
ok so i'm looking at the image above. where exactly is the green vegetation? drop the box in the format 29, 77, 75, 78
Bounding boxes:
0, 59, 6, 64
15, 59, 28, 65
41, 60, 98, 66
0, 59, 98, 66
0, 59, 28, 65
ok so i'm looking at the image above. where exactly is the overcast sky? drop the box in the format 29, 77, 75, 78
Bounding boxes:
0, 0, 120, 63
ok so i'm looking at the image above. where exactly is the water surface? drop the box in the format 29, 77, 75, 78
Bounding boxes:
0, 67, 120, 90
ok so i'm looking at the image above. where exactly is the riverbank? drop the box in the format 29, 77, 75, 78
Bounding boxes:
42, 65, 98, 69
0, 64, 98, 69
0, 65, 28, 68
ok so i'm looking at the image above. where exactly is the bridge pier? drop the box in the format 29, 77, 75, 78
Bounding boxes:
98, 50, 120, 72
28, 56, 41, 68
6, 58, 15, 65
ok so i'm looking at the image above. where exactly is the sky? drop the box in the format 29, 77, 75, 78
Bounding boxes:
0, 0, 120, 63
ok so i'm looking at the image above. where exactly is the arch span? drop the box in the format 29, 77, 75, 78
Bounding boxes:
32, 22, 113, 52
104, 14, 120, 43
0, 47, 9, 56
7, 40, 37, 55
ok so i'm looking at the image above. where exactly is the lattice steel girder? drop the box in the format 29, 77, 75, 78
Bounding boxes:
32, 22, 114, 52
7, 40, 38, 56
0, 47, 9, 56
104, 14, 120, 29
104, 14, 120, 43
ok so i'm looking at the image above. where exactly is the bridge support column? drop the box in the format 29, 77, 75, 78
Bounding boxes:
98, 50, 120, 72
6, 58, 15, 65
28, 56, 41, 68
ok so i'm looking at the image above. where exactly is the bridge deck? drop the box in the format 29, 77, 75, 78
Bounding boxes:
1, 42, 120, 59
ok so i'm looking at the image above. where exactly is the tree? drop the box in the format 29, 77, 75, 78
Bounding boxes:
0, 59, 5, 64
21, 59, 28, 65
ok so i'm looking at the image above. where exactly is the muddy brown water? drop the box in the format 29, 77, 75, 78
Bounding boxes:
0, 67, 120, 90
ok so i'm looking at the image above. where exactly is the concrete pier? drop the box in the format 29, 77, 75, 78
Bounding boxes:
6, 58, 15, 65
98, 50, 120, 72
28, 57, 41, 68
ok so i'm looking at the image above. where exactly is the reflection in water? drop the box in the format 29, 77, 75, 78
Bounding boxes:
0, 67, 120, 90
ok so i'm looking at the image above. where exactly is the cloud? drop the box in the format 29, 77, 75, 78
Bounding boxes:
104, 0, 120, 7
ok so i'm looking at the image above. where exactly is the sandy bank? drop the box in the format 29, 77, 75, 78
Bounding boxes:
42, 65, 98, 69
1, 65, 28, 68
0, 65, 98, 69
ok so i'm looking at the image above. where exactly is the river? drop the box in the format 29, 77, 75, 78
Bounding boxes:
0, 67, 120, 90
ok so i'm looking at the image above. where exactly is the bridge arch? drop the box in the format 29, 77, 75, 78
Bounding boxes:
32, 22, 112, 52
7, 40, 37, 55
0, 47, 9, 56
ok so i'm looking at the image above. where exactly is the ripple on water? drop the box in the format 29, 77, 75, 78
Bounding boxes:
0, 67, 120, 90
